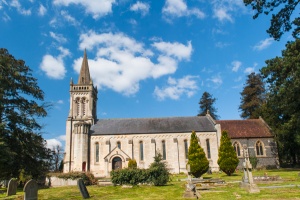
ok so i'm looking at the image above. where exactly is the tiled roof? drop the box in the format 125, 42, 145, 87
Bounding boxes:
216, 118, 273, 139
91, 116, 216, 135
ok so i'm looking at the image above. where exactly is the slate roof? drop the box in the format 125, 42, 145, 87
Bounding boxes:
216, 118, 273, 139
91, 116, 216, 135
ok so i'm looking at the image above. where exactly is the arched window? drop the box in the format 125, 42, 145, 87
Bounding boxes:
233, 142, 241, 157
117, 141, 121, 149
256, 141, 264, 156
184, 140, 188, 159
76, 98, 80, 116
162, 140, 166, 160
95, 142, 99, 162
206, 139, 211, 159
139, 141, 144, 161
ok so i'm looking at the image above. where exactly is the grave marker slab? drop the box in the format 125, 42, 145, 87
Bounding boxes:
77, 179, 90, 199
23, 179, 38, 200
7, 178, 18, 196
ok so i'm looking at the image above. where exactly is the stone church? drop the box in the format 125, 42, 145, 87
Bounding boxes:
63, 51, 278, 177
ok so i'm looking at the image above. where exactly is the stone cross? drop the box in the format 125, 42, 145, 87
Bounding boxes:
77, 178, 90, 199
23, 179, 38, 200
7, 178, 18, 196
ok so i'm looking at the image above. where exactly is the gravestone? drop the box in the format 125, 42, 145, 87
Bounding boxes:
240, 144, 260, 193
77, 179, 90, 199
183, 164, 201, 199
23, 179, 38, 200
7, 178, 18, 196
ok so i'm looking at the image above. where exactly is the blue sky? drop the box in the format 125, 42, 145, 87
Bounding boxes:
0, 0, 292, 150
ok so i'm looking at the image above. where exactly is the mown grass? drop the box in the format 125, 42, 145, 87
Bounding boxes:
1, 169, 300, 199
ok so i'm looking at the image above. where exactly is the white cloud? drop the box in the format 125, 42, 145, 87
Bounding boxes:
253, 38, 273, 51
60, 10, 79, 26
53, 0, 116, 19
154, 76, 198, 100
40, 47, 70, 79
231, 60, 242, 72
57, 100, 64, 104
46, 138, 62, 150
10, 0, 31, 15
208, 74, 223, 87
75, 31, 192, 96
211, 0, 247, 23
213, 7, 233, 23
162, 0, 205, 19
244, 67, 255, 74
130, 1, 150, 16
2, 12, 11, 21
38, 4, 47, 16
50, 32, 67, 43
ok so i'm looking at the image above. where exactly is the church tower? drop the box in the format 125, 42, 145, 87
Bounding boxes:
64, 50, 98, 172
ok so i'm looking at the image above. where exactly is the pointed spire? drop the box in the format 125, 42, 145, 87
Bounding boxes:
78, 49, 91, 84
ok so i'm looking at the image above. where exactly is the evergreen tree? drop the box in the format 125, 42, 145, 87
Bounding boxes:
0, 48, 52, 180
244, 0, 299, 40
260, 39, 300, 165
217, 130, 239, 176
187, 131, 209, 178
148, 153, 169, 186
239, 72, 265, 119
198, 91, 219, 119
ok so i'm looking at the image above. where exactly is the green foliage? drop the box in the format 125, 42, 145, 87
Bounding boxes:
260, 39, 300, 165
218, 131, 239, 176
148, 153, 170, 186
110, 168, 149, 186
187, 131, 209, 178
239, 72, 265, 119
0, 48, 52, 180
128, 159, 137, 169
244, 0, 300, 40
249, 155, 259, 169
53, 172, 97, 185
198, 91, 219, 119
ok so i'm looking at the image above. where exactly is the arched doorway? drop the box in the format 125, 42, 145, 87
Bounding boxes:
112, 157, 122, 170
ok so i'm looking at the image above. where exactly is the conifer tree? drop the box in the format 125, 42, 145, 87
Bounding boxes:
217, 130, 239, 176
239, 72, 265, 119
187, 131, 209, 178
198, 91, 219, 119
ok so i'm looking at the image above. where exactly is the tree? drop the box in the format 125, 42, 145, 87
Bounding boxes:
198, 91, 219, 120
148, 153, 170, 186
244, 0, 300, 40
50, 145, 64, 172
187, 131, 209, 178
218, 130, 239, 176
260, 39, 300, 165
0, 48, 51, 180
239, 72, 265, 119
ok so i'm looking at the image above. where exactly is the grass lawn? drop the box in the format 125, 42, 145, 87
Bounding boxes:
1, 169, 300, 199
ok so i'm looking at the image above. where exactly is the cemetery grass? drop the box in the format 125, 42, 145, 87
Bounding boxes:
1, 169, 300, 199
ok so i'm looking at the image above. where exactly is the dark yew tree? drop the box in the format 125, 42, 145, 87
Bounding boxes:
244, 0, 300, 40
198, 91, 219, 120
239, 72, 265, 119
217, 130, 239, 176
187, 131, 209, 178
260, 39, 300, 165
0, 48, 52, 180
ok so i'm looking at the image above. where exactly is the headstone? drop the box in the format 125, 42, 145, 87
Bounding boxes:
23, 179, 38, 200
77, 179, 90, 199
7, 178, 18, 196
183, 164, 201, 199
240, 145, 260, 193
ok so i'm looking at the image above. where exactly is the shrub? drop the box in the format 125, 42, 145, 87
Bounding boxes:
217, 130, 239, 176
54, 172, 97, 185
110, 168, 149, 186
249, 155, 259, 169
187, 131, 209, 178
128, 159, 137, 169
148, 153, 170, 186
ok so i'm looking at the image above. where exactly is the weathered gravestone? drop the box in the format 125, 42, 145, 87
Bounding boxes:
7, 178, 18, 196
77, 178, 90, 199
23, 179, 38, 200
183, 164, 201, 199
